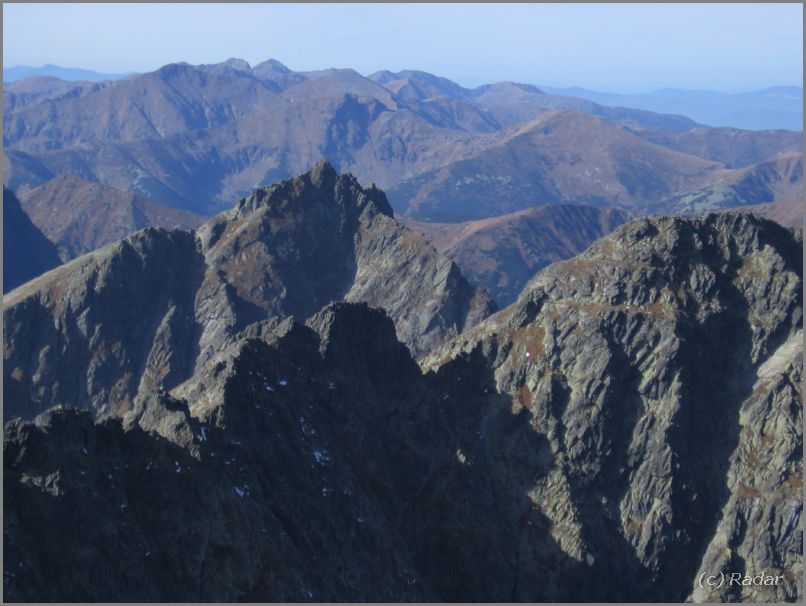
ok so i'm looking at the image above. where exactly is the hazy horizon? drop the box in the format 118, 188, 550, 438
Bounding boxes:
3, 3, 803, 94
3, 59, 804, 96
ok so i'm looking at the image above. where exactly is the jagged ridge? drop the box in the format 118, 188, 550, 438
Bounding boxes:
4, 211, 801, 602
3, 162, 494, 421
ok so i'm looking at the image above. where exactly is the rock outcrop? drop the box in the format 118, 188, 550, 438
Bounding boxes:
3, 162, 494, 421
423, 212, 803, 602
3, 205, 802, 602
4, 305, 430, 602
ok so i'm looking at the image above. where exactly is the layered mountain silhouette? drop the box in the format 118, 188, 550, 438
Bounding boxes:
4, 59, 802, 220
544, 85, 804, 132
387, 110, 803, 222
3, 64, 133, 83
2, 56, 803, 603
4, 166, 802, 601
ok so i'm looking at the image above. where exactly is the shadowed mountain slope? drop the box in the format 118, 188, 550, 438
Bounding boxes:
3, 188, 62, 292
4, 212, 801, 602
3, 163, 494, 422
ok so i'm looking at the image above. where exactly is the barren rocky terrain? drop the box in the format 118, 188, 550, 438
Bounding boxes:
4, 166, 802, 602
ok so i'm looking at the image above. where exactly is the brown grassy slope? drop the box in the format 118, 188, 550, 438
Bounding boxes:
667, 152, 803, 220
389, 109, 725, 220
18, 175, 207, 259
403, 203, 629, 305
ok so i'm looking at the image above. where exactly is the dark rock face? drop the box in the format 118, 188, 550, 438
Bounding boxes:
423, 212, 803, 602
4, 308, 429, 602
1, 303, 586, 602
3, 163, 494, 422
3, 228, 206, 420
2, 188, 62, 292
3, 201, 802, 601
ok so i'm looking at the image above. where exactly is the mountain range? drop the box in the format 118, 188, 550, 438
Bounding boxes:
6, 63, 799, 130
4, 59, 802, 223
4, 162, 493, 422
4, 165, 802, 602
3, 64, 134, 83
544, 85, 804, 132
2, 49, 804, 605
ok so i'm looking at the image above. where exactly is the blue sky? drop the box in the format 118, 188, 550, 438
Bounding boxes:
3, 3, 802, 92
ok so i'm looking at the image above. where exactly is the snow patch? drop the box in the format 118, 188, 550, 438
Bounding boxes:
299, 416, 316, 437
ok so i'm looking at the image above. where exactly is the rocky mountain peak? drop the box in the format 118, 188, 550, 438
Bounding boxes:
234, 160, 393, 219
418, 211, 801, 601
4, 166, 494, 422
220, 57, 251, 72
3, 207, 802, 602
259, 58, 291, 72
307, 301, 422, 384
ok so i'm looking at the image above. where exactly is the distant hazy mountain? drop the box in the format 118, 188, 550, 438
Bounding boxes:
3, 58, 802, 219
387, 109, 802, 222
543, 85, 803, 132
662, 152, 803, 216
3, 64, 134, 83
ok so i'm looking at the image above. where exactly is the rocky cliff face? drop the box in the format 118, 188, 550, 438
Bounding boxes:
4, 306, 432, 602
3, 162, 494, 422
423, 212, 803, 602
4, 198, 801, 601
